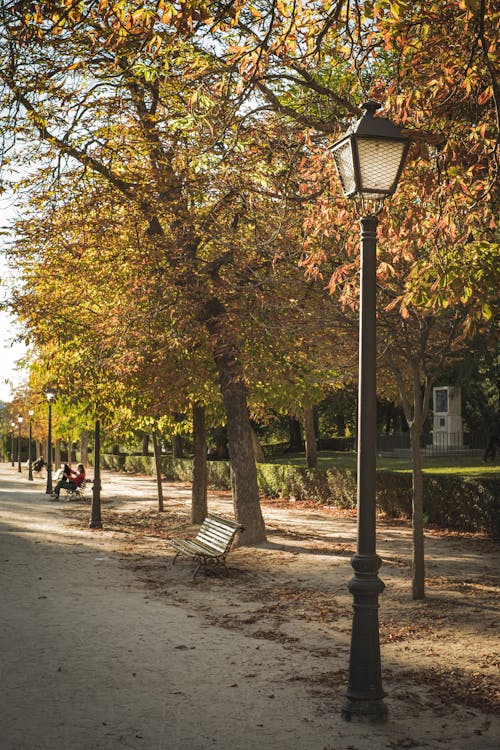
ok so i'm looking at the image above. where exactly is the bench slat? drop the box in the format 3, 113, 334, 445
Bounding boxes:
197, 525, 231, 543
178, 546, 221, 559
207, 514, 242, 530
171, 535, 232, 554
198, 531, 234, 546
198, 520, 231, 536
201, 519, 235, 535
171, 540, 222, 558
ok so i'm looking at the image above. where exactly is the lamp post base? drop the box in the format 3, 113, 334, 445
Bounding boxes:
342, 553, 388, 723
341, 697, 388, 723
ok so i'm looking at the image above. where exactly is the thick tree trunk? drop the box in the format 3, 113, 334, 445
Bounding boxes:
90, 419, 102, 529
303, 406, 318, 468
191, 403, 208, 524
152, 431, 164, 512
222, 377, 266, 544
141, 431, 149, 456
410, 424, 425, 599
205, 315, 265, 544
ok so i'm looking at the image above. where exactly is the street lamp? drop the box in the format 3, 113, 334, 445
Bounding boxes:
331, 100, 410, 722
10, 421, 15, 466
45, 388, 56, 494
28, 409, 34, 481
17, 414, 23, 472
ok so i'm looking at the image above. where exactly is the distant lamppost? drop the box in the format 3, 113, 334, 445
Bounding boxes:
28, 409, 34, 481
331, 101, 410, 722
17, 414, 24, 473
10, 421, 15, 466
45, 388, 56, 494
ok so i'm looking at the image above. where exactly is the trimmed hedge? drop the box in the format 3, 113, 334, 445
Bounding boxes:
100, 454, 500, 537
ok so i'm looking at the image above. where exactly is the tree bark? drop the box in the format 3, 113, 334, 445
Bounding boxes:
54, 439, 62, 472
80, 430, 89, 464
303, 406, 318, 468
172, 433, 184, 458
250, 425, 265, 463
191, 403, 208, 524
141, 431, 150, 456
205, 306, 266, 545
410, 423, 425, 599
393, 361, 433, 601
288, 417, 303, 451
90, 418, 102, 529
152, 431, 164, 512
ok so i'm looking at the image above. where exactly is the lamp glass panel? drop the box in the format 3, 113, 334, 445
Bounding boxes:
356, 139, 407, 197
332, 139, 357, 195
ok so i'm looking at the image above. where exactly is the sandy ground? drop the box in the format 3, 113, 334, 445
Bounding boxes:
0, 463, 498, 750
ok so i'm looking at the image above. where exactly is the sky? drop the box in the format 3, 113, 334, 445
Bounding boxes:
0, 194, 28, 404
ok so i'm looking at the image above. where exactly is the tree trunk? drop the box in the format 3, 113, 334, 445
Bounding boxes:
80, 430, 89, 465
410, 423, 425, 599
90, 418, 102, 529
303, 406, 318, 468
223, 377, 266, 544
191, 403, 208, 524
141, 431, 149, 456
205, 309, 266, 544
288, 417, 303, 451
250, 425, 265, 463
152, 431, 164, 512
172, 433, 184, 458
54, 438, 61, 472
392, 361, 433, 601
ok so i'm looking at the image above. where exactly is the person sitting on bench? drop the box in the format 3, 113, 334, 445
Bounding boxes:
32, 456, 45, 472
51, 463, 85, 500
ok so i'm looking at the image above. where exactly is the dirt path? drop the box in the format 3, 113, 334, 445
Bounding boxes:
0, 464, 498, 750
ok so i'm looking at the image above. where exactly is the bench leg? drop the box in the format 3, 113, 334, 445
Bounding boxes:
172, 551, 181, 567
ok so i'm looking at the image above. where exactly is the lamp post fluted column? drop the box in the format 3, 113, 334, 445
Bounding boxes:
341, 214, 387, 721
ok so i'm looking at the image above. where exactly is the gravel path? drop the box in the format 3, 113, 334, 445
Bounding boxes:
1, 463, 498, 750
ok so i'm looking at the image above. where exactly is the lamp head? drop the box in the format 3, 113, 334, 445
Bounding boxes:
331, 100, 410, 213
17, 414, 23, 424
45, 387, 56, 402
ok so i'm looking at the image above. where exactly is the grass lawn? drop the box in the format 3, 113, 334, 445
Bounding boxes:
266, 450, 500, 478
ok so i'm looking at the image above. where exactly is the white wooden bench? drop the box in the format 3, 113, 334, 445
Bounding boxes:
170, 513, 244, 578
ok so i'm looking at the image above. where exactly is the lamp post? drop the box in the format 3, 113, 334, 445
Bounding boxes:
331, 101, 410, 722
10, 421, 15, 466
45, 388, 56, 494
17, 414, 24, 472
28, 409, 34, 481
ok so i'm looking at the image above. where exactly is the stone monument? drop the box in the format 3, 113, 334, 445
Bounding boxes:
432, 386, 463, 449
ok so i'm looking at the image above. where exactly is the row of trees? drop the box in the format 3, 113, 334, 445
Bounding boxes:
0, 0, 498, 597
